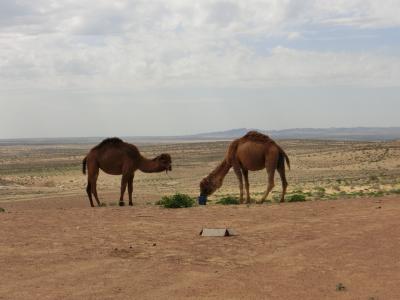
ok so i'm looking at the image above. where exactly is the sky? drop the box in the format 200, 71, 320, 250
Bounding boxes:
0, 0, 400, 138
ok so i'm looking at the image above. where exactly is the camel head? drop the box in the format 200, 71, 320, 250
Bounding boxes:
153, 153, 172, 173
199, 176, 218, 197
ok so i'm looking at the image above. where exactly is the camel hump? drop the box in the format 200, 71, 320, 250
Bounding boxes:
226, 131, 272, 162
242, 131, 271, 143
93, 137, 124, 150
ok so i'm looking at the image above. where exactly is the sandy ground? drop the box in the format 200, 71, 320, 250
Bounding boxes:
1, 196, 399, 300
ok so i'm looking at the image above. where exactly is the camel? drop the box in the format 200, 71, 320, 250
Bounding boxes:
199, 131, 290, 204
82, 138, 172, 207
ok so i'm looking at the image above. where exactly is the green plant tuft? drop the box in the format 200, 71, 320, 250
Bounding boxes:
0, 207, 5, 213
156, 193, 195, 208
313, 187, 326, 198
371, 191, 385, 197
389, 189, 400, 194
272, 194, 281, 202
286, 194, 307, 202
216, 196, 240, 205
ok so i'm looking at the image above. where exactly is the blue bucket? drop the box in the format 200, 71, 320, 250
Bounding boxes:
198, 195, 207, 205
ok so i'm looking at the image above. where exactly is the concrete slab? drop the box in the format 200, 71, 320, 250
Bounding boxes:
200, 228, 237, 237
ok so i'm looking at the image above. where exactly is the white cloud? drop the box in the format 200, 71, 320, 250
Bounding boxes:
287, 32, 302, 40
0, 0, 399, 91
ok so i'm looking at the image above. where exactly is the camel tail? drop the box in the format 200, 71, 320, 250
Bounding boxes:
278, 149, 291, 170
82, 157, 87, 175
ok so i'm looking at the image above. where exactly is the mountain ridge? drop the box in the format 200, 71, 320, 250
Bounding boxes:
188, 127, 400, 141
2, 127, 400, 145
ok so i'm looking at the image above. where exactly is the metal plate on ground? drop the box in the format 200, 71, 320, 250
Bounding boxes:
200, 228, 237, 237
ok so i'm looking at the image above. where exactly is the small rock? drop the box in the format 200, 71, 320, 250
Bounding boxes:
153, 243, 157, 247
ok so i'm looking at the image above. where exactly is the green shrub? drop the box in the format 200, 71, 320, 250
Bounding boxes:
287, 194, 306, 202
292, 189, 304, 194
389, 189, 400, 194
290, 190, 311, 196
370, 191, 385, 197
216, 196, 240, 205
313, 187, 326, 198
348, 191, 363, 197
156, 193, 195, 208
0, 207, 5, 213
272, 194, 281, 202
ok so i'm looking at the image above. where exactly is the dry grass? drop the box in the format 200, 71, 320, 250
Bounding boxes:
1, 139, 400, 204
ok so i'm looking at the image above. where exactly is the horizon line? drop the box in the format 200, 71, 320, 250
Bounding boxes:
2, 126, 400, 141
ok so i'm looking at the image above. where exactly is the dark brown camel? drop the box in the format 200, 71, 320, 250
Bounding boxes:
82, 138, 172, 207
200, 131, 290, 203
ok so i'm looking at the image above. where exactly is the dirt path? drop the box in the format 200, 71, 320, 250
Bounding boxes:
1, 196, 399, 299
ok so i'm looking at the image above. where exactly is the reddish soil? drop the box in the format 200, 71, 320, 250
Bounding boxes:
1, 196, 399, 299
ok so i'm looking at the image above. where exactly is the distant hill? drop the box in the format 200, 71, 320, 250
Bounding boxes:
2, 127, 400, 145
189, 128, 252, 139
190, 127, 400, 141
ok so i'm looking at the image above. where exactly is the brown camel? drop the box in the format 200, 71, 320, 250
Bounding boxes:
200, 131, 290, 204
82, 138, 172, 207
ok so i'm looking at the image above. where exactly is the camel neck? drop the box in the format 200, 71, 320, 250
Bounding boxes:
209, 159, 232, 187
139, 156, 163, 173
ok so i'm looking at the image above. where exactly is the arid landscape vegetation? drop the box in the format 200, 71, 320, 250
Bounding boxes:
1, 139, 400, 205
1, 139, 400, 299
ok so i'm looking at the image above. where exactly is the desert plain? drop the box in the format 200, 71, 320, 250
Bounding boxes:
1, 139, 400, 299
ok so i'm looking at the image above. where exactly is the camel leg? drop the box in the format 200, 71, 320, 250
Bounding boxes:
119, 174, 129, 206
233, 165, 244, 204
86, 160, 100, 207
91, 171, 101, 207
86, 182, 94, 207
261, 165, 276, 203
128, 174, 134, 206
277, 163, 288, 203
242, 169, 251, 203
